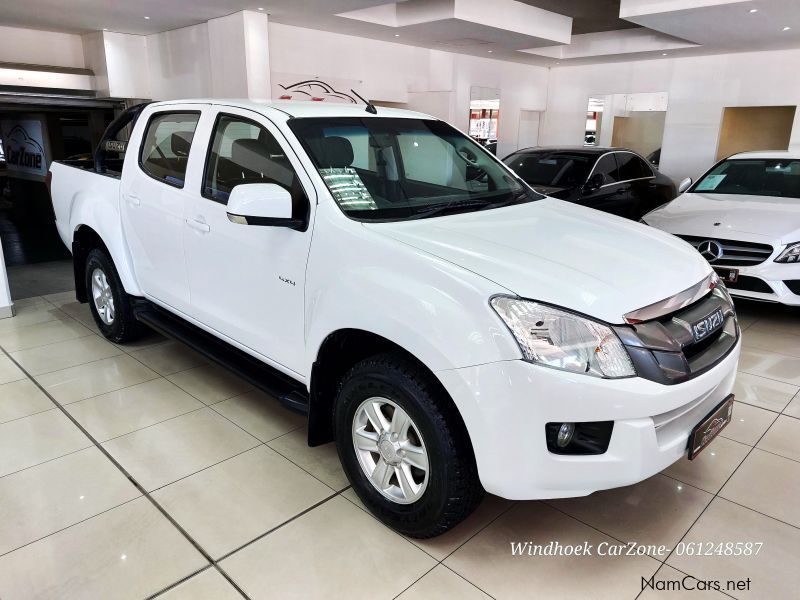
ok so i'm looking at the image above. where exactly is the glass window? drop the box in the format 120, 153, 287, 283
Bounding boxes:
203, 114, 306, 218
288, 117, 540, 221
615, 152, 652, 180
139, 112, 199, 187
693, 158, 800, 198
593, 154, 619, 184
503, 152, 593, 188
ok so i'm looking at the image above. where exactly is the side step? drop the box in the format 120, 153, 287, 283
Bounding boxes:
134, 304, 309, 414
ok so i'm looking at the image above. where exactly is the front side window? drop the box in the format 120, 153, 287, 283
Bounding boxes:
693, 158, 800, 198
288, 117, 540, 221
615, 152, 653, 180
593, 154, 620, 184
203, 114, 307, 221
139, 112, 199, 187
503, 151, 593, 188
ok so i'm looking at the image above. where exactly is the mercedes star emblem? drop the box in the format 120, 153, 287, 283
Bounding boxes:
698, 240, 724, 262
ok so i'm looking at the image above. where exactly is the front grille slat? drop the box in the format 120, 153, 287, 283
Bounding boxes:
677, 235, 773, 266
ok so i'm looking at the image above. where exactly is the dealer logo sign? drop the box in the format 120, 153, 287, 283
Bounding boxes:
1, 121, 47, 177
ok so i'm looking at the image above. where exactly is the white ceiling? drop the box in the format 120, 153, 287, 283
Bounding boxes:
2, 0, 800, 66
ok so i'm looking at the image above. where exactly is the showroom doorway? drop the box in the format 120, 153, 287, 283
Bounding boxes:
716, 105, 797, 160
0, 90, 122, 298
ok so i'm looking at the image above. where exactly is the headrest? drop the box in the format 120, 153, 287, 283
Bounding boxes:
232, 138, 270, 173
170, 132, 193, 157
318, 136, 354, 169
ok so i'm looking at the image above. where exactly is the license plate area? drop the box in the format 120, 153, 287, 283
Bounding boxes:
688, 395, 734, 460
713, 267, 739, 283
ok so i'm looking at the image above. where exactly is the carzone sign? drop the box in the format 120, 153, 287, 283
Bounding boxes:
1, 120, 47, 177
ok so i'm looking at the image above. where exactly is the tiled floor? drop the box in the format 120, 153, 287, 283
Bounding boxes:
0, 293, 798, 599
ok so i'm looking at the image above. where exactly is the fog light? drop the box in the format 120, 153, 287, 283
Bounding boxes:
556, 422, 575, 448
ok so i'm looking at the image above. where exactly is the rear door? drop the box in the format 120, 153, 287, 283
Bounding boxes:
121, 105, 204, 312
182, 106, 315, 375
579, 153, 631, 215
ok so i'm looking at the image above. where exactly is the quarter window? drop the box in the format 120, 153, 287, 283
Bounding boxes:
139, 112, 199, 187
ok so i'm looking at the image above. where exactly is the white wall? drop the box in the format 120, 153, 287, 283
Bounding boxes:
146, 23, 211, 100
0, 25, 85, 68
267, 23, 550, 158
541, 48, 800, 182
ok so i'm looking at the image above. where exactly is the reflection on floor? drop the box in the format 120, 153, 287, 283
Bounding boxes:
7, 260, 73, 300
0, 294, 798, 599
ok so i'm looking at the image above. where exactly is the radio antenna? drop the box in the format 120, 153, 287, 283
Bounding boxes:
351, 89, 377, 114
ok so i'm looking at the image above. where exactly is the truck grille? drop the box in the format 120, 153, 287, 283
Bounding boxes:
613, 285, 738, 385
677, 235, 773, 266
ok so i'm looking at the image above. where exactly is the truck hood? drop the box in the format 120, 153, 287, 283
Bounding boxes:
644, 192, 800, 244
367, 198, 710, 323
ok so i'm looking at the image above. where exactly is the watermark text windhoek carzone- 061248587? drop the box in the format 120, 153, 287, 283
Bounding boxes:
642, 574, 752, 593
510, 541, 763, 558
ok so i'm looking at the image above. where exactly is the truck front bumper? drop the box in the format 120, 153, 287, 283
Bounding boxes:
436, 339, 740, 499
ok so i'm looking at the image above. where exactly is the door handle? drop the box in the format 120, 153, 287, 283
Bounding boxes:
185, 218, 211, 233
126, 193, 141, 206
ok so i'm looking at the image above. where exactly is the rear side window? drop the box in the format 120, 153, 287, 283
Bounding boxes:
593, 154, 619, 184
616, 152, 653, 180
139, 112, 200, 188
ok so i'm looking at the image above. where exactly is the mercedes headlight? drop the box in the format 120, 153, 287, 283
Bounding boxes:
491, 297, 635, 378
775, 242, 800, 263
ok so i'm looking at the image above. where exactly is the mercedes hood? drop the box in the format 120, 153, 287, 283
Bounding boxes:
367, 198, 711, 324
644, 192, 800, 244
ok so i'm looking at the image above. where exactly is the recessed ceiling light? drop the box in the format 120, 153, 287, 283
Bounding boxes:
144, 16, 150, 20
102, 27, 108, 31
257, 7, 264, 10
783, 26, 791, 31
487, 50, 493, 53
749, 8, 758, 13
394, 34, 400, 37
662, 52, 668, 56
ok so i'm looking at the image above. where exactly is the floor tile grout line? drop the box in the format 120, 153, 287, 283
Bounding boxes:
440, 563, 498, 600
0, 345, 254, 600
390, 564, 440, 600
0, 443, 93, 482
433, 500, 519, 564
263, 437, 348, 494
737, 367, 800, 389
145, 565, 217, 600
0, 328, 97, 355
730, 395, 792, 414
213, 488, 347, 563
0, 495, 142, 559
0, 404, 67, 426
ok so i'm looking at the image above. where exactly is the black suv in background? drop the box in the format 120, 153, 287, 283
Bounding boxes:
503, 147, 676, 220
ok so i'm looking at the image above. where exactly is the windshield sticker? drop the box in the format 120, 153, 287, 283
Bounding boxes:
696, 174, 727, 191
320, 167, 377, 210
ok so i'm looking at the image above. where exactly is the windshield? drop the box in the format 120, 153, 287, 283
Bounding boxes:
693, 158, 800, 198
503, 151, 593, 187
288, 117, 540, 221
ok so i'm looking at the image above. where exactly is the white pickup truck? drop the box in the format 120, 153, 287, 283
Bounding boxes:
50, 99, 740, 538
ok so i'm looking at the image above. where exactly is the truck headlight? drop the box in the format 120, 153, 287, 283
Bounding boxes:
491, 297, 635, 378
775, 242, 800, 263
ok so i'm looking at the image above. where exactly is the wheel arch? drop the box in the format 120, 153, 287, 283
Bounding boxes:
71, 224, 140, 302
307, 328, 472, 451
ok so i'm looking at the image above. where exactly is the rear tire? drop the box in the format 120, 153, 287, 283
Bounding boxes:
85, 248, 144, 343
334, 352, 483, 538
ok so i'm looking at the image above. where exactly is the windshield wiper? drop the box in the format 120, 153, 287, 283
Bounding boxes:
406, 199, 493, 220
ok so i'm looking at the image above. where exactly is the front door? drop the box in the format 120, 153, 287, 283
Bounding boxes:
182, 107, 314, 375
579, 152, 632, 216
120, 107, 202, 311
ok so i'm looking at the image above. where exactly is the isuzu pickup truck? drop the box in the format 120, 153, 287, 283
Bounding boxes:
50, 100, 740, 538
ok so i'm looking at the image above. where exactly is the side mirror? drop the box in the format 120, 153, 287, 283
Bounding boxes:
678, 177, 692, 194
226, 183, 303, 230
583, 172, 605, 194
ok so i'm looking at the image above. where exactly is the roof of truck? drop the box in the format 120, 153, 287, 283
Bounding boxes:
148, 99, 434, 120
727, 150, 800, 160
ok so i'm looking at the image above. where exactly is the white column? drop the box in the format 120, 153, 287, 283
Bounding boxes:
208, 11, 270, 100
0, 243, 14, 319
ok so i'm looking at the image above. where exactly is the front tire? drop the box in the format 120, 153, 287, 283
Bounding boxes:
85, 248, 144, 343
334, 352, 483, 538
